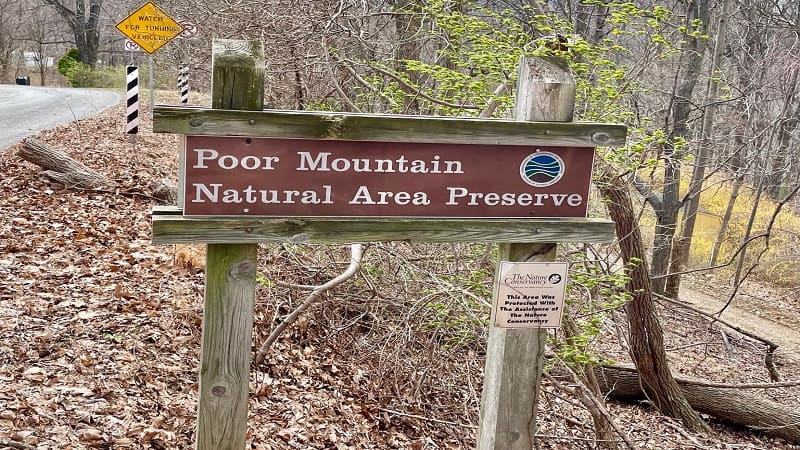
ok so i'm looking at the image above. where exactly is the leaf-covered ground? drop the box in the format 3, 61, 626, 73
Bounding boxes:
1, 101, 799, 449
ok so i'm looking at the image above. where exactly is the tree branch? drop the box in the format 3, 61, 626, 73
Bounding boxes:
40, 0, 75, 21
255, 244, 364, 365
633, 174, 663, 211
345, 58, 482, 111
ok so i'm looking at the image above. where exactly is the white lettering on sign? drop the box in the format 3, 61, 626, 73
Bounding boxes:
295, 151, 464, 174
182, 136, 596, 217
193, 148, 280, 170
349, 186, 431, 205
445, 187, 583, 208
192, 184, 333, 204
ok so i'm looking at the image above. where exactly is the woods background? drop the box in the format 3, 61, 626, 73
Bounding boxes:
2, 0, 800, 448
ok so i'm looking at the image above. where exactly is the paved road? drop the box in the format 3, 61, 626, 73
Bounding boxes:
0, 84, 121, 152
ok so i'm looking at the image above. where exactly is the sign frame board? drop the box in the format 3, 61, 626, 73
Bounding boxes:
151, 106, 627, 244
115, 2, 183, 54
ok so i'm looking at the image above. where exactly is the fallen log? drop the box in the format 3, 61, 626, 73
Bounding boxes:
596, 364, 800, 443
17, 138, 113, 188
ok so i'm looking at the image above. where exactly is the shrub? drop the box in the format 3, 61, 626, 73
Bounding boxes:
56, 48, 81, 79
56, 48, 128, 88
67, 65, 126, 88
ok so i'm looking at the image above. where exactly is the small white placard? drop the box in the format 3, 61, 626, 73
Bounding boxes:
493, 261, 567, 328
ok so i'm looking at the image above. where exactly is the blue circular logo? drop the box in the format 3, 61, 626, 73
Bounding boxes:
520, 151, 565, 187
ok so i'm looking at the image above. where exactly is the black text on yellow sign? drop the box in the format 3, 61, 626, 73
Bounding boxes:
115, 2, 183, 54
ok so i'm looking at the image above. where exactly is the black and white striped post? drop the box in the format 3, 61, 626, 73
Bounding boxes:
125, 65, 139, 138
178, 63, 189, 104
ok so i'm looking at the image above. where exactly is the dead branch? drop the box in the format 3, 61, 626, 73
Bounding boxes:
0, 440, 36, 450
377, 407, 478, 429
656, 295, 782, 381
255, 243, 363, 365
344, 58, 482, 111
544, 371, 637, 450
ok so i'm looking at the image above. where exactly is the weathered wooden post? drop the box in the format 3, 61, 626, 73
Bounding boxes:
477, 56, 577, 449
195, 38, 264, 450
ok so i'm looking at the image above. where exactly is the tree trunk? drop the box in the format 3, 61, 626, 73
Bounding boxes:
733, 67, 799, 286
74, 0, 100, 67
596, 364, 800, 443
710, 173, 742, 265
599, 175, 708, 433
665, 0, 731, 298
393, 0, 424, 113
766, 112, 798, 200
42, 0, 102, 68
710, 96, 749, 266
17, 138, 112, 188
650, 0, 709, 297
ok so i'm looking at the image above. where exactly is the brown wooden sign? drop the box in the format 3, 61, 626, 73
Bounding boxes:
183, 135, 596, 218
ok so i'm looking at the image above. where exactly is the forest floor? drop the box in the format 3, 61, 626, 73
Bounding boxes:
1, 99, 799, 449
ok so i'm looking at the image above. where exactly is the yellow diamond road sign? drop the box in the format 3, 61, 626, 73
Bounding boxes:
116, 2, 183, 54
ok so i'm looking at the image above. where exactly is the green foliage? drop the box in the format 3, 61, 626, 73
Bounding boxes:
66, 65, 126, 88
552, 262, 632, 368
352, 0, 690, 177
350, 0, 698, 359
57, 48, 81, 78
304, 98, 347, 112
256, 273, 275, 288
57, 48, 126, 88
419, 267, 492, 348
354, 0, 531, 116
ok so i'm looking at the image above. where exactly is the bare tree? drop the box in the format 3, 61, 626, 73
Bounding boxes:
648, 0, 710, 297
25, 5, 62, 85
0, 0, 24, 82
665, 0, 732, 298
40, 0, 101, 67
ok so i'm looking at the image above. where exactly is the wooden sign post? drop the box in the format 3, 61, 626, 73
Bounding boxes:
152, 41, 625, 449
477, 56, 575, 450
195, 39, 263, 449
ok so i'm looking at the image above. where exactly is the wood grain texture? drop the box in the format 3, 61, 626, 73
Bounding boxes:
195, 38, 263, 450
151, 206, 614, 244
153, 106, 627, 147
196, 244, 257, 450
211, 39, 264, 111
479, 242, 555, 450
478, 56, 576, 450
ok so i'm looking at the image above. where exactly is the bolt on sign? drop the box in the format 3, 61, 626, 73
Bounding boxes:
183, 136, 596, 218
115, 2, 183, 54
493, 262, 567, 328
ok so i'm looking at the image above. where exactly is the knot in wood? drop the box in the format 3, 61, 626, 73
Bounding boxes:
592, 132, 611, 145
211, 385, 227, 397
321, 115, 346, 138
280, 219, 306, 234
229, 261, 256, 278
